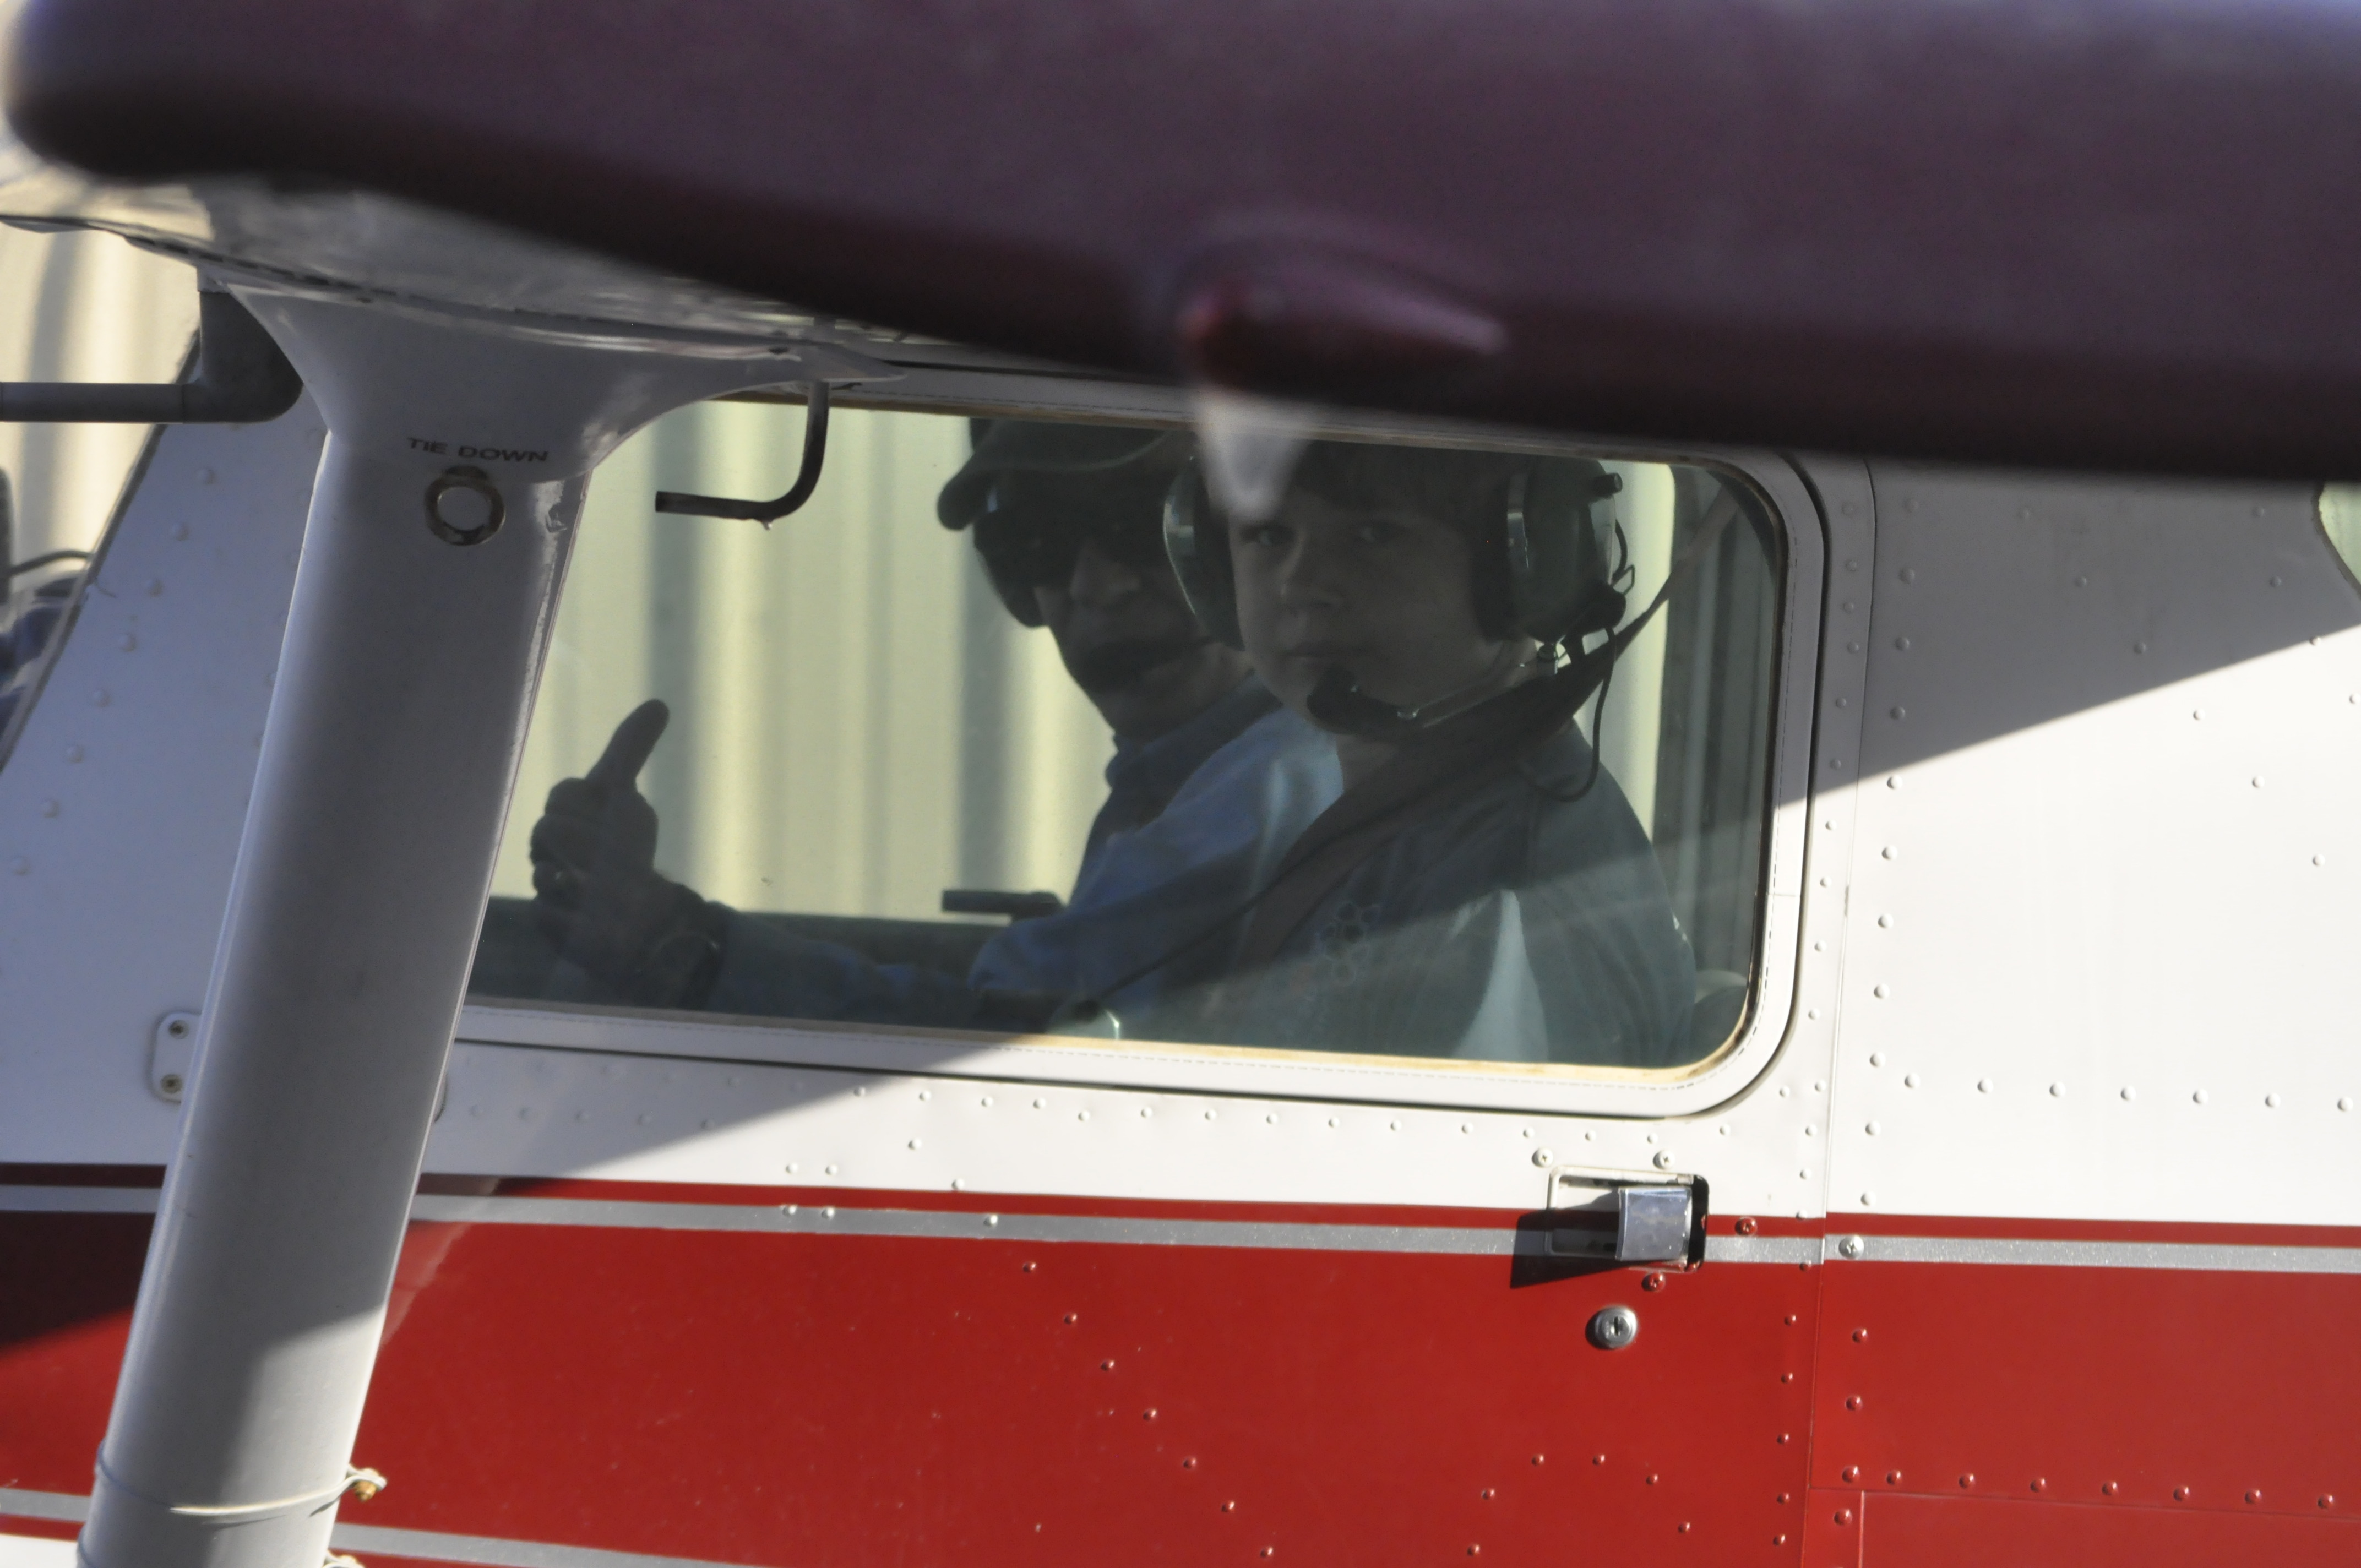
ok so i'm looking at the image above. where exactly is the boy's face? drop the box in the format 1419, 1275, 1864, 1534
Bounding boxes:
1229, 486, 1500, 726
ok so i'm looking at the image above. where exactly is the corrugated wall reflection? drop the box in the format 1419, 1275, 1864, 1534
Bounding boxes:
492, 400, 1113, 922
0, 228, 194, 573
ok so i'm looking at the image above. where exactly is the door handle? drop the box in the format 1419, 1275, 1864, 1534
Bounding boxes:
1544, 1167, 1705, 1264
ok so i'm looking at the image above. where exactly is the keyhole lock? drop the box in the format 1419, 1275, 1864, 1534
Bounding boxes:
1588, 1305, 1639, 1350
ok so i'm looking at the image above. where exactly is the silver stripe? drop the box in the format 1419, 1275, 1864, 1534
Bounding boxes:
412, 1194, 1533, 1256
0, 1185, 159, 1215
1824, 1233, 2361, 1274
0, 1491, 764, 1568
331, 1522, 766, 1568
0, 1490, 84, 1523
1704, 1234, 1817, 1265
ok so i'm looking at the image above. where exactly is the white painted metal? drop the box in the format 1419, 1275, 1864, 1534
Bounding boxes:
1826, 468, 2361, 1226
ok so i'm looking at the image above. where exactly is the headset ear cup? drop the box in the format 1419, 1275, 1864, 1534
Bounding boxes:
1508, 459, 1625, 644
1163, 461, 1244, 649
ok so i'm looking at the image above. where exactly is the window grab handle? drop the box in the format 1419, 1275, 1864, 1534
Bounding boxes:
654, 380, 831, 525
0, 287, 302, 425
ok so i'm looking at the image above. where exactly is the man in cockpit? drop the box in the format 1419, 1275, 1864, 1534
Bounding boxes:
527, 420, 1340, 1026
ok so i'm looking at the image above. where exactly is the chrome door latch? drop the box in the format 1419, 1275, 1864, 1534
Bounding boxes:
1544, 1166, 1705, 1265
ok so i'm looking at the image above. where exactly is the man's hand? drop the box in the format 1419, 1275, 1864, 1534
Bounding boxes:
531, 700, 723, 1003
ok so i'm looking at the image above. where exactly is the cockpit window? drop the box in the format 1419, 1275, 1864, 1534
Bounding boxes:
471, 404, 1781, 1074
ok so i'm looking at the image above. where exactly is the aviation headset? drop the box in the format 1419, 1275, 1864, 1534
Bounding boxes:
1160, 444, 1631, 656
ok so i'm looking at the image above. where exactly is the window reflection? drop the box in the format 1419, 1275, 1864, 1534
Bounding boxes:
475, 407, 1778, 1072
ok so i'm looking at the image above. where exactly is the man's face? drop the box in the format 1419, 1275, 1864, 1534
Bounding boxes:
1011, 471, 1250, 741
1230, 486, 1499, 726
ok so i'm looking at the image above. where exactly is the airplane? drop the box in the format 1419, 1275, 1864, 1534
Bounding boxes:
2, 2, 2358, 1567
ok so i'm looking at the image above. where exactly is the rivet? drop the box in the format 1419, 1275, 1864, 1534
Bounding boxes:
1033, 1098, 1047, 1109
144, 579, 163, 596
1887, 1471, 1902, 1485
1737, 1217, 1758, 1235
2321, 1495, 2336, 1509
1868, 1052, 1886, 1068
1785, 1314, 1798, 1325
1078, 1110, 1090, 1121
1873, 984, 1890, 999
1593, 1455, 1607, 1466
1142, 1106, 1154, 1118
2247, 1489, 2263, 1505
981, 1095, 993, 1106
2193, 1090, 2208, 1104
984, 1214, 999, 1227
2074, 575, 2088, 587
1646, 1473, 1659, 1485
1898, 568, 1915, 584
64, 745, 83, 763
2175, 1487, 2191, 1501
1532, 1454, 1546, 1466
1653, 1150, 1674, 1169
39, 799, 59, 818
1894, 636, 1911, 650
1903, 1074, 1920, 1088
2253, 776, 2266, 789
91, 689, 110, 707
1860, 1191, 1876, 1206
824, 1163, 837, 1175
1677, 1522, 1690, 1534
1889, 706, 1907, 720
2265, 1093, 2281, 1107
2134, 640, 2147, 654
1852, 1327, 1868, 1342
1848, 641, 1863, 653
1780, 1371, 1793, 1383
1389, 1119, 1401, 1131
1835, 697, 1849, 709
2316, 855, 2328, 867
2049, 1082, 2064, 1097
822, 1206, 836, 1217
1835, 1507, 1854, 1525
1886, 775, 1900, 789
908, 1139, 922, 1150
2121, 1087, 2136, 1101
1144, 1408, 1157, 1419
917, 1089, 931, 1101
1842, 1466, 1859, 1483
1777, 1434, 1789, 1445
1881, 846, 1897, 860
1223, 1501, 1236, 1512
1481, 1488, 1494, 1499
1326, 1116, 1337, 1127
1846, 1396, 1863, 1411
2032, 1478, 2046, 1493
1844, 601, 1857, 613
1532, 1148, 1554, 1168
1960, 1474, 1975, 1488
1182, 1457, 1195, 1468
853, 1087, 866, 1097
1022, 1262, 1036, 1272
1864, 1122, 1879, 1136
1876, 914, 1892, 928
2102, 1482, 2118, 1496
1064, 1313, 1078, 1323
1838, 1235, 1867, 1259
1102, 1359, 1115, 1370
1461, 1122, 1473, 1134
2341, 1098, 2353, 1112
1643, 1272, 1667, 1291
2271, 575, 2283, 586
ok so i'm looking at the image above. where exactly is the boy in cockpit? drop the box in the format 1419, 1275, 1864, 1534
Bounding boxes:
1143, 440, 1695, 1066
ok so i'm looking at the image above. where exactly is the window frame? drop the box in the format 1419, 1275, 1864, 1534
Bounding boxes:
458, 352, 1831, 1119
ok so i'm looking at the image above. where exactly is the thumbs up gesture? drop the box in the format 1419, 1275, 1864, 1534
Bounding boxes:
530, 700, 725, 1005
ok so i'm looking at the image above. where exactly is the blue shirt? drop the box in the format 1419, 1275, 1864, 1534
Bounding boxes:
703, 677, 1341, 1026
